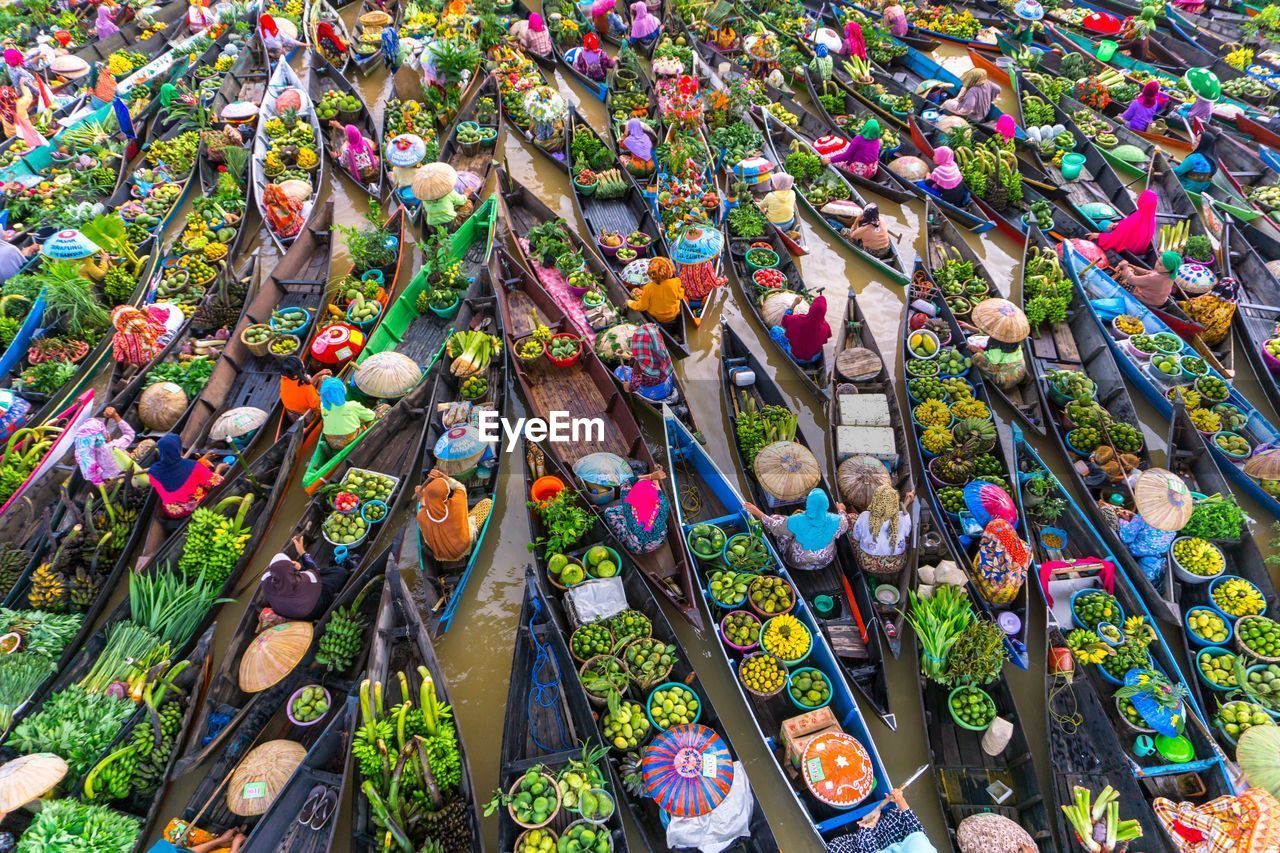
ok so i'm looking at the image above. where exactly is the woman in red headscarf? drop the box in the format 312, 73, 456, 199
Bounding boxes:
603, 468, 671, 554
110, 306, 164, 367
315, 20, 348, 61
1094, 189, 1158, 256
771, 294, 831, 365
260, 14, 300, 59
574, 32, 615, 81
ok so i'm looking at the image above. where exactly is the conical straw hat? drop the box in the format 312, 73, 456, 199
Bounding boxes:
238, 621, 314, 693
1132, 467, 1192, 532
226, 740, 306, 816
1244, 448, 1280, 482
0, 754, 66, 814
753, 441, 820, 502
971, 298, 1029, 343
210, 407, 268, 441
413, 162, 458, 201
353, 351, 422, 398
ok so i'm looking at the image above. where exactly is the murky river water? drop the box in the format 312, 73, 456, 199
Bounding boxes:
144, 28, 1280, 852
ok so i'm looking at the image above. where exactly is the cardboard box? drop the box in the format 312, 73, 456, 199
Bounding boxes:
835, 425, 898, 466
781, 707, 844, 770
838, 394, 890, 427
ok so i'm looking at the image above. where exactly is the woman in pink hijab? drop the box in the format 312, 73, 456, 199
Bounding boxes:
95, 5, 119, 40
629, 2, 661, 46
332, 122, 379, 184
1094, 190, 1158, 256
520, 13, 553, 57
603, 468, 671, 553
843, 20, 867, 60
995, 114, 1016, 143
926, 146, 969, 206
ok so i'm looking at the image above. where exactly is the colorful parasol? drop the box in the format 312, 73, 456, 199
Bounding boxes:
573, 452, 634, 488
433, 424, 489, 477
963, 481, 1018, 526
1133, 468, 1192, 532
641, 724, 734, 817
523, 85, 567, 122
385, 133, 427, 167
801, 732, 876, 809
619, 258, 651, 287
671, 226, 723, 265
41, 229, 100, 259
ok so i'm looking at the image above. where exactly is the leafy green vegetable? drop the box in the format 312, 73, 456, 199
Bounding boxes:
12, 685, 135, 777
1182, 495, 1246, 541
144, 357, 214, 398
15, 798, 141, 853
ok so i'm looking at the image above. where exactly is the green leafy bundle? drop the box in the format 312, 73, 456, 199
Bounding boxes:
12, 685, 135, 777
15, 798, 141, 853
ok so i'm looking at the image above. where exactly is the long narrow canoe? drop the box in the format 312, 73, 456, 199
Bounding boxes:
253, 60, 325, 252
1222, 218, 1280, 416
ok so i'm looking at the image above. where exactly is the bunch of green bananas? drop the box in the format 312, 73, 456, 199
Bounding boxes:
85, 698, 183, 801
177, 495, 253, 584
314, 578, 380, 672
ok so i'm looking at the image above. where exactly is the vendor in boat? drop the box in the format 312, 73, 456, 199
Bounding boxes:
95, 4, 119, 39
941, 69, 1001, 121
186, 0, 215, 33
588, 0, 625, 40
760, 172, 798, 233
73, 407, 135, 487
315, 20, 349, 60
628, 2, 661, 46
1115, 471, 1189, 582
574, 32, 615, 82
618, 118, 656, 176
711, 23, 737, 51
843, 203, 894, 260
626, 257, 684, 324
745, 488, 848, 571
924, 146, 970, 207
3, 49, 37, 94
809, 43, 835, 86
961, 298, 1030, 390
517, 13, 553, 59
329, 121, 380, 184
0, 237, 35, 285
1179, 67, 1220, 130
1092, 189, 1158, 256
602, 467, 671, 554
1010, 0, 1043, 46
260, 15, 301, 60
825, 786, 936, 853
822, 118, 882, 178
136, 433, 229, 521
770, 294, 831, 365
882, 0, 908, 38
842, 20, 867, 60
413, 162, 472, 229
970, 518, 1031, 605
1114, 250, 1180, 308
1119, 7, 1159, 62
1121, 81, 1167, 132
851, 485, 914, 577
1153, 787, 1280, 851
279, 356, 330, 419
110, 305, 166, 367
319, 377, 381, 450
416, 468, 494, 562
1173, 130, 1219, 195
614, 324, 676, 403
259, 534, 344, 621
153, 824, 249, 853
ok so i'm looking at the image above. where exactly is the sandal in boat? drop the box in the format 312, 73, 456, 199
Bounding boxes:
297, 784, 328, 826
308, 787, 337, 830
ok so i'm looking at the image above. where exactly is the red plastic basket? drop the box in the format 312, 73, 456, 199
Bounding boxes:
545, 333, 583, 368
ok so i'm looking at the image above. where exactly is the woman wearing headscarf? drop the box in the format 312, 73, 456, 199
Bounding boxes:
823, 119, 881, 178
329, 121, 379, 184
994, 113, 1016, 144
520, 13, 553, 58
1179, 68, 1220, 128
970, 518, 1030, 605
615, 324, 675, 402
315, 20, 348, 60
925, 146, 969, 206
574, 32, 615, 82
826, 787, 937, 853
416, 468, 493, 562
760, 172, 798, 232
186, 0, 214, 33
844, 204, 893, 260
943, 69, 1000, 121
95, 4, 119, 40
259, 534, 345, 621
111, 305, 165, 367
842, 20, 867, 60
626, 256, 684, 324
1115, 250, 1181, 307
138, 433, 227, 520
279, 356, 330, 418
745, 489, 848, 571
73, 407, 135, 487
1093, 189, 1158, 255
851, 485, 914, 577
1173, 130, 1219, 195
319, 377, 379, 449
618, 117, 655, 176
882, 0, 908, 37
1121, 80, 1166, 132
771, 294, 831, 365
1153, 787, 1280, 852
629, 2, 661, 45
0, 236, 33, 284
809, 43, 834, 86
603, 468, 671, 554
260, 14, 300, 59
589, 0, 625, 39
3, 50, 36, 94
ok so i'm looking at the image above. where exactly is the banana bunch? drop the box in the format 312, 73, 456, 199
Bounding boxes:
0, 425, 65, 505
68, 567, 102, 609
0, 546, 27, 594
177, 494, 254, 586
1158, 220, 1191, 254
1226, 47, 1255, 70
28, 563, 66, 611
84, 663, 188, 802
315, 578, 381, 672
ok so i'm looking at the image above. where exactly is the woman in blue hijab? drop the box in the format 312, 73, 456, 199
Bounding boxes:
319, 377, 379, 450
745, 488, 848, 570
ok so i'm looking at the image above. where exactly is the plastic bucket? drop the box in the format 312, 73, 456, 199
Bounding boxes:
1061, 153, 1087, 181
1096, 39, 1119, 61
530, 476, 565, 503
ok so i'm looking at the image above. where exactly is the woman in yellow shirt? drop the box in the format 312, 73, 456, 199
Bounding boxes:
626, 257, 684, 324
760, 172, 797, 231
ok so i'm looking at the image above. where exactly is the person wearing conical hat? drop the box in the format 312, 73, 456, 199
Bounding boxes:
963, 297, 1030, 390
1011, 0, 1043, 45
413, 162, 470, 228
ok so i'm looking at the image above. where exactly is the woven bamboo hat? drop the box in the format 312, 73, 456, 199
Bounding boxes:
354, 351, 422, 398
753, 441, 820, 502
238, 621, 314, 693
972, 298, 1029, 343
412, 162, 458, 202
210, 407, 268, 441
226, 740, 306, 816
1133, 467, 1192, 532
1244, 449, 1280, 482
0, 754, 66, 815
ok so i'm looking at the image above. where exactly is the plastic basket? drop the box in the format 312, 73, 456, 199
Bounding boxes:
720, 610, 760, 654
947, 685, 996, 731
786, 666, 833, 711
545, 333, 583, 368
286, 685, 331, 727
644, 681, 703, 730
1185, 604, 1233, 648
1195, 646, 1239, 694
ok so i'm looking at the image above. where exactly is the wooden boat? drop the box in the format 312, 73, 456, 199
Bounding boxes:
1213, 131, 1280, 229
724, 227, 829, 401
827, 292, 917, 658
719, 323, 894, 727
189, 201, 332, 450
1013, 425, 1234, 849
1062, 240, 1280, 520
900, 257, 1033, 669
758, 111, 909, 283
844, 0, 1004, 50
404, 288, 508, 638
923, 203, 1049, 436
1223, 218, 1280, 415
1233, 111, 1280, 151
307, 0, 353, 72
500, 167, 698, 380
253, 59, 325, 253
663, 407, 893, 845
350, 0, 399, 74
491, 248, 702, 628
500, 56, 569, 173
351, 564, 482, 851
308, 60, 382, 198
545, 0, 611, 100
429, 73, 502, 219
302, 198, 495, 492
497, 577, 628, 852
68, 0, 186, 67
171, 536, 391, 777
605, 46, 663, 159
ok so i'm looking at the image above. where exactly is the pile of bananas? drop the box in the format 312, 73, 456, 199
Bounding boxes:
1226, 46, 1255, 70
177, 495, 254, 586
297, 147, 319, 170
214, 55, 235, 72
315, 580, 379, 671
68, 567, 101, 609
0, 424, 65, 506
145, 131, 200, 175
28, 562, 66, 611
203, 242, 227, 262
85, 666, 187, 802
264, 117, 288, 139
0, 547, 27, 595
